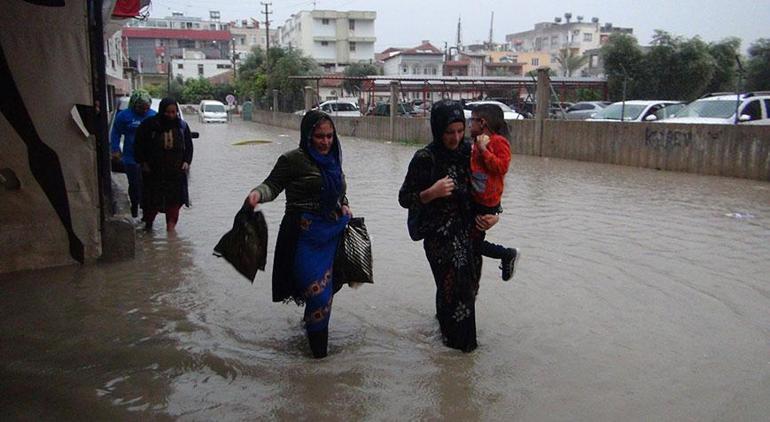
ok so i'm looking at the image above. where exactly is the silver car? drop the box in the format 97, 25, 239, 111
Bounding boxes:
564, 101, 611, 120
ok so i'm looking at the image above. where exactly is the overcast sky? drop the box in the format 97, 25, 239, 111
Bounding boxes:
147, 0, 769, 51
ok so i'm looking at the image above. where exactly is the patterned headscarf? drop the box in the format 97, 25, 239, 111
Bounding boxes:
128, 89, 151, 110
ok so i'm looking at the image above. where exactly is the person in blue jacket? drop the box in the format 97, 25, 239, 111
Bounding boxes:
111, 90, 156, 217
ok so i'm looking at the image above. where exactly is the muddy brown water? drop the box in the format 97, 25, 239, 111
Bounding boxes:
1, 120, 769, 421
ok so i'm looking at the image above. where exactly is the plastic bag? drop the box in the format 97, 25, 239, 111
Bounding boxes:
333, 217, 374, 288
213, 203, 268, 282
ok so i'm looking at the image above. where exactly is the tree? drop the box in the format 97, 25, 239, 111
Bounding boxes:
342, 63, 379, 96
745, 38, 770, 91
706, 38, 741, 93
601, 34, 646, 100
265, 48, 319, 111
554, 48, 588, 77
181, 78, 214, 104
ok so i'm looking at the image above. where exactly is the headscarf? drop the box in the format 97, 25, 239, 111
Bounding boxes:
157, 97, 179, 130
299, 110, 343, 217
128, 89, 151, 110
428, 100, 469, 162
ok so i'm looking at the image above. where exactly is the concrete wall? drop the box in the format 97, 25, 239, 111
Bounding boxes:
249, 110, 770, 181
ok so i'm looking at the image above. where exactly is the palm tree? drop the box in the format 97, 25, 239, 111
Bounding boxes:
555, 48, 589, 77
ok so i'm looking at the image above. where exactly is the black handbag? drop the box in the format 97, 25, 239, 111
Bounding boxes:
334, 217, 374, 287
213, 203, 268, 282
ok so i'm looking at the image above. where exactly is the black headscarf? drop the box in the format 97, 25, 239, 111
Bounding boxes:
428, 100, 469, 162
158, 97, 179, 130
299, 110, 344, 217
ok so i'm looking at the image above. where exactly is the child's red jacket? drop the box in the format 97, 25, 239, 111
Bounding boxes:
470, 133, 511, 208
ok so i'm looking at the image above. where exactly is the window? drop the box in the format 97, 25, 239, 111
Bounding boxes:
534, 37, 542, 51
403, 67, 408, 74
742, 100, 762, 120
765, 100, 770, 118
349, 42, 356, 51
321, 41, 329, 46
550, 36, 558, 47
349, 20, 355, 30
322, 18, 329, 25
177, 63, 184, 69
198, 64, 204, 76
216, 64, 232, 69
240, 37, 245, 45
178, 39, 196, 49
210, 24, 217, 30
531, 58, 539, 66
432, 67, 437, 75
185, 22, 193, 29
584, 33, 593, 42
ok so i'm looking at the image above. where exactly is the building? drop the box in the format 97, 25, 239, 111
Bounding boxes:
505, 14, 632, 76
277, 10, 376, 73
515, 51, 553, 75
171, 51, 233, 81
229, 18, 278, 62
380, 41, 444, 76
123, 12, 232, 86
104, 29, 131, 108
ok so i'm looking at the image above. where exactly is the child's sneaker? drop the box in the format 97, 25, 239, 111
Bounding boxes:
500, 248, 520, 281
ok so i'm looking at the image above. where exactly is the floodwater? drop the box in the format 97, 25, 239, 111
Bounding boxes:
1, 119, 769, 421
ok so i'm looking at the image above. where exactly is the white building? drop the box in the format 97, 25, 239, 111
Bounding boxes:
171, 51, 233, 80
381, 41, 444, 77
229, 18, 278, 62
277, 10, 376, 72
505, 14, 632, 76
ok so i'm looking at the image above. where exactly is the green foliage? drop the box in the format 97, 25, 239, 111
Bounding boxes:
181, 78, 214, 104
233, 46, 319, 111
342, 63, 379, 95
575, 88, 603, 101
602, 31, 744, 101
745, 38, 770, 91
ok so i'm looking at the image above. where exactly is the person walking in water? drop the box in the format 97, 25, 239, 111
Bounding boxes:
468, 104, 520, 281
110, 89, 156, 218
246, 110, 353, 358
135, 98, 193, 232
399, 100, 499, 352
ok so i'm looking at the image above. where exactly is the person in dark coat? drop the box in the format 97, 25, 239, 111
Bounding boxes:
135, 98, 193, 232
398, 100, 499, 352
246, 110, 353, 358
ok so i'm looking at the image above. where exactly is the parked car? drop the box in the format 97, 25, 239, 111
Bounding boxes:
564, 101, 612, 120
367, 102, 416, 117
662, 92, 770, 125
318, 100, 362, 117
587, 100, 683, 122
199, 100, 228, 123
462, 101, 525, 121
549, 102, 574, 119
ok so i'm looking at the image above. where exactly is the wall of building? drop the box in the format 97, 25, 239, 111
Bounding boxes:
1, 0, 102, 273
248, 111, 770, 181
171, 59, 233, 80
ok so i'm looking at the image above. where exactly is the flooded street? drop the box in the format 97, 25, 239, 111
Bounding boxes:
2, 119, 769, 421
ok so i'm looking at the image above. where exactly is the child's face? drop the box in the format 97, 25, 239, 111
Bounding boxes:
469, 112, 484, 137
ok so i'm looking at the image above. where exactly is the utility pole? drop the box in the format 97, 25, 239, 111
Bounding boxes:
231, 38, 237, 80
261, 2, 272, 71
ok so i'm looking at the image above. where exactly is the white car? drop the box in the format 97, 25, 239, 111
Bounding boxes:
463, 101, 525, 121
587, 100, 683, 122
318, 100, 362, 117
662, 92, 770, 125
564, 101, 612, 120
199, 100, 228, 123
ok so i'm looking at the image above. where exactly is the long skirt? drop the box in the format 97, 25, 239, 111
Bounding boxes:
424, 227, 483, 352
293, 212, 349, 333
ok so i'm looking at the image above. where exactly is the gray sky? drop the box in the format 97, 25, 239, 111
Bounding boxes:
147, 0, 769, 51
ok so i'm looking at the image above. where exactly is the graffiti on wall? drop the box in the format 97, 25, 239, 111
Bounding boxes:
645, 127, 693, 151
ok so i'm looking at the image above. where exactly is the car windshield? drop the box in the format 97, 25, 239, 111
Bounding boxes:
205, 104, 226, 113
331, 103, 359, 112
673, 100, 738, 118
593, 103, 646, 120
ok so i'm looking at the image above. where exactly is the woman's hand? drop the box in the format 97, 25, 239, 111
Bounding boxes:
247, 190, 260, 208
475, 214, 499, 231
420, 176, 454, 204
341, 204, 353, 217
181, 162, 190, 171
476, 134, 490, 152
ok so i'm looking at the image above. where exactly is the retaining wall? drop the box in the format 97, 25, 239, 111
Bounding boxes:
248, 110, 770, 181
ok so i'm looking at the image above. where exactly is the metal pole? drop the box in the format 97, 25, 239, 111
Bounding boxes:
389, 80, 398, 141
620, 64, 627, 122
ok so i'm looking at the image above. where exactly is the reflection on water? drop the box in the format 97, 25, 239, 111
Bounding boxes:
1, 120, 769, 420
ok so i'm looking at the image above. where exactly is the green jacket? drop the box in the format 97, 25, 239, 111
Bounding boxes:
254, 147, 347, 214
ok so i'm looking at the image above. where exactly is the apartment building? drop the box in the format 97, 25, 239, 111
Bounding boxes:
277, 10, 376, 72
505, 14, 632, 76
229, 18, 278, 61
